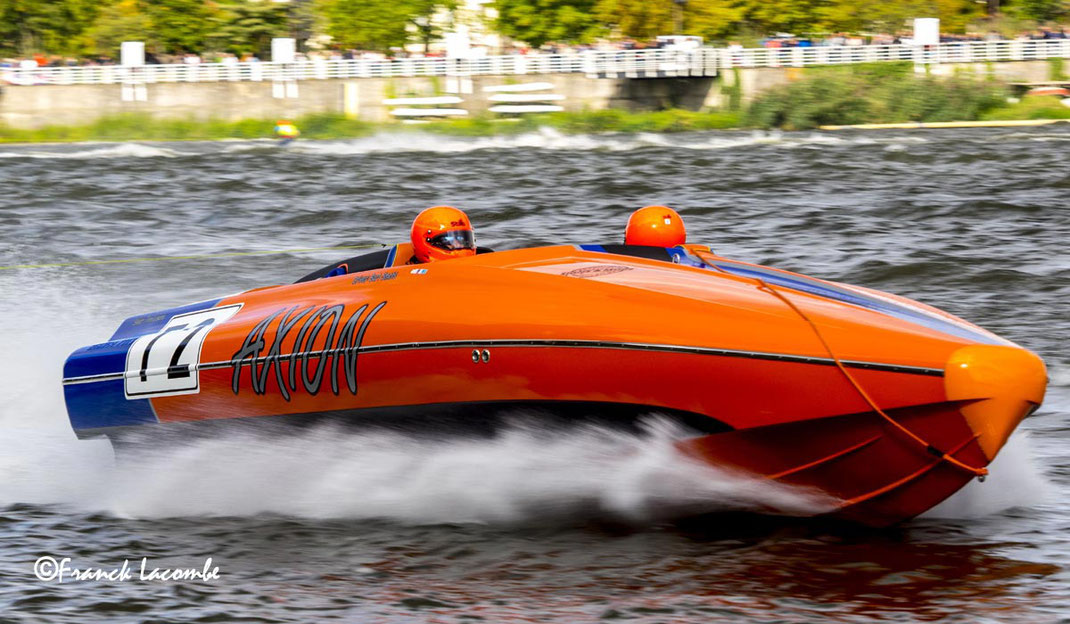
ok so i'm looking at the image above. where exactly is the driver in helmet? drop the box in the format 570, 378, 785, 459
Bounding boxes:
410, 205, 478, 263
624, 205, 686, 247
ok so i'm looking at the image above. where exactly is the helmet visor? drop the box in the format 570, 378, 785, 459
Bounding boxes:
428, 229, 475, 252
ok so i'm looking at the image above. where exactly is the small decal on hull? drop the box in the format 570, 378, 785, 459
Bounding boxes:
124, 304, 242, 399
230, 301, 387, 401
352, 270, 398, 285
562, 265, 633, 278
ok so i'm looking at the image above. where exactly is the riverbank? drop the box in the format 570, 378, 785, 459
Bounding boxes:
2, 64, 1068, 143
0, 109, 746, 144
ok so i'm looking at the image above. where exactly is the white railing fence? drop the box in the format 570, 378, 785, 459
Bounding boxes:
3, 39, 1070, 86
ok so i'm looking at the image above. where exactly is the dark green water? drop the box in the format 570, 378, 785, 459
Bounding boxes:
0, 128, 1067, 622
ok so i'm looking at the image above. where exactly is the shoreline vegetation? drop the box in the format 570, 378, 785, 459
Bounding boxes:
3, 65, 1069, 144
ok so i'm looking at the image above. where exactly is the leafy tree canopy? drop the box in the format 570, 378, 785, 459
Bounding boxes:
0, 0, 102, 56
317, 0, 456, 51
211, 0, 291, 57
495, 0, 601, 48
143, 0, 218, 54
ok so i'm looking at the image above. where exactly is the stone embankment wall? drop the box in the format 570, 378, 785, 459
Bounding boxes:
0, 61, 1053, 130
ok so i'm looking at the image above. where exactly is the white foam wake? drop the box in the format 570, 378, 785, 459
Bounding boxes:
0, 143, 184, 159
0, 418, 838, 524
923, 430, 1051, 519
0, 129, 933, 159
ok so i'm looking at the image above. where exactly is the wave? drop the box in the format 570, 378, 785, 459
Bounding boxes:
0, 129, 936, 159
287, 128, 930, 156
0, 419, 840, 524
923, 431, 1051, 519
0, 143, 185, 160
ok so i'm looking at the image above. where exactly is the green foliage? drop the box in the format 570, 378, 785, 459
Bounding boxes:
0, 0, 102, 56
740, 0, 830, 36
142, 0, 218, 54
686, 0, 746, 40
1049, 57, 1067, 81
0, 0, 1056, 58
592, 0, 741, 41
409, 0, 459, 52
0, 109, 748, 143
981, 95, 1070, 120
745, 63, 1010, 129
293, 113, 375, 137
317, 0, 455, 52
495, 0, 601, 48
594, 0, 671, 39
0, 113, 377, 143
211, 0, 290, 57
1009, 0, 1069, 22
85, 0, 153, 57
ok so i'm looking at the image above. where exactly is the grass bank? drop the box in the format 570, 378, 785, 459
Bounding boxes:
745, 62, 1070, 130
0, 109, 744, 144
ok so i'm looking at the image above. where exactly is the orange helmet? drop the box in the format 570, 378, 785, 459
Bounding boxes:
624, 206, 686, 247
410, 206, 477, 263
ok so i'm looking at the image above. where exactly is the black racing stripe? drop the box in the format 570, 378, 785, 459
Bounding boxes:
63, 339, 945, 384
209, 340, 944, 377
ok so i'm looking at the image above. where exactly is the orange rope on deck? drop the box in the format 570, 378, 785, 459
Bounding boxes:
753, 279, 988, 478
691, 250, 988, 479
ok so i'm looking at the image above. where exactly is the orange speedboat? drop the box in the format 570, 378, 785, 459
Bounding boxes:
62, 243, 1046, 526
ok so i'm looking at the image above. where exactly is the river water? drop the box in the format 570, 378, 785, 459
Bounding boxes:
0, 128, 1067, 622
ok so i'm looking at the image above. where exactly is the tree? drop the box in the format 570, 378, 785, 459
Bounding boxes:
495, 0, 601, 48
595, 0, 741, 41
212, 0, 290, 57
143, 0, 217, 53
318, 0, 412, 50
819, 0, 984, 35
594, 0, 672, 39
318, 0, 457, 51
85, 0, 153, 58
1010, 0, 1070, 21
736, 0, 833, 35
0, 0, 102, 56
408, 0, 458, 52
686, 0, 746, 40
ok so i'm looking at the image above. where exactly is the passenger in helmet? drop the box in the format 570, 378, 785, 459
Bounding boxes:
624, 206, 686, 247
410, 205, 478, 263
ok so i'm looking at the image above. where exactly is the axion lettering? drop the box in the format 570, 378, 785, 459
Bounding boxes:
230, 301, 387, 400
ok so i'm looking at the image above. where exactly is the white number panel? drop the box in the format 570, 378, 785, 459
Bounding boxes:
124, 304, 242, 398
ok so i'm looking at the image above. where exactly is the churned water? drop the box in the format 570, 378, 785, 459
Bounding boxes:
0, 127, 1067, 622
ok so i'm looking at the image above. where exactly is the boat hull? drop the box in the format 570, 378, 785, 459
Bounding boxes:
61, 244, 1047, 526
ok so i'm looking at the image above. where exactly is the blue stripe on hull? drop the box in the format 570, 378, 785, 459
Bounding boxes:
706, 260, 1001, 345
64, 379, 157, 434
63, 338, 136, 380
63, 298, 223, 435
109, 298, 222, 341
583, 245, 999, 345
64, 298, 225, 381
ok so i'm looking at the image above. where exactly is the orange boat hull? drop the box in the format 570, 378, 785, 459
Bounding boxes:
62, 244, 1047, 526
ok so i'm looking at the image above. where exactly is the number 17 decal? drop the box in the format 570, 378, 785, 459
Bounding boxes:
125, 304, 242, 398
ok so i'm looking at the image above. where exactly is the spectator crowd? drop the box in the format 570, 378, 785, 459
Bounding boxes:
2, 25, 1069, 73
